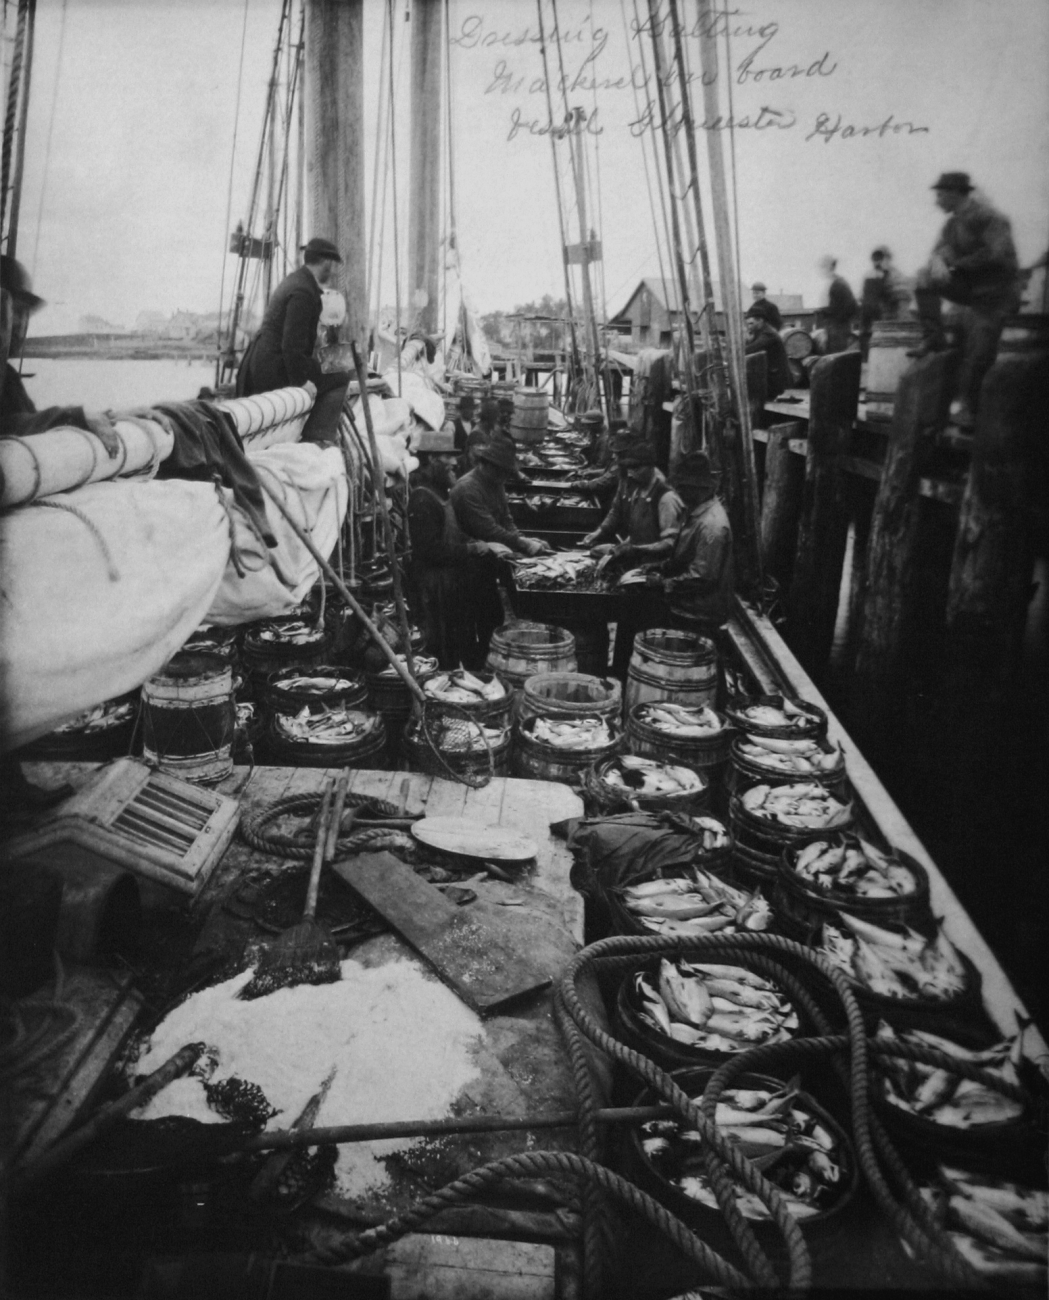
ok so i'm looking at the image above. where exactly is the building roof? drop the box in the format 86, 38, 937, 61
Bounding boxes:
609, 276, 725, 324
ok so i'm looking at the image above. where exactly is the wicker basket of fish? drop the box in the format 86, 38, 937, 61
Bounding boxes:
584, 754, 711, 817
774, 834, 932, 938
627, 1069, 859, 1269
729, 783, 855, 888
872, 1022, 1048, 1182
626, 701, 732, 781
610, 857, 765, 940
616, 958, 797, 1073
403, 716, 512, 780
901, 1163, 1048, 1289
266, 706, 388, 768
729, 732, 847, 796
422, 668, 512, 728
723, 693, 827, 739
512, 714, 621, 785
818, 912, 990, 1041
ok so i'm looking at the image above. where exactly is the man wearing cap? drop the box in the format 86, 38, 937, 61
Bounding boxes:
583, 435, 686, 678
744, 315, 792, 402
649, 451, 735, 633
451, 433, 552, 558
408, 424, 508, 668
859, 247, 911, 360
0, 254, 45, 420
914, 172, 1019, 428
236, 237, 350, 402
574, 412, 625, 507
745, 283, 782, 331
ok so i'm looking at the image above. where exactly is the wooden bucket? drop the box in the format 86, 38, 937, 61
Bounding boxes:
625, 628, 719, 714
781, 327, 815, 360
485, 622, 577, 699
142, 651, 235, 784
267, 709, 388, 769
512, 715, 621, 785
865, 319, 924, 423
241, 619, 331, 687
626, 701, 731, 782
518, 672, 622, 727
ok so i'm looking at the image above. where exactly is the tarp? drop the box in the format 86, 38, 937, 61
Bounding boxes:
0, 478, 230, 752
563, 812, 717, 898
205, 443, 348, 626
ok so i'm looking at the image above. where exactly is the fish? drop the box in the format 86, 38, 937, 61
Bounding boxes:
808, 1151, 840, 1184
639, 913, 735, 936
940, 1172, 1048, 1230
840, 913, 927, 955
634, 973, 672, 1036
658, 959, 713, 1028
911, 1068, 956, 1113
682, 963, 774, 990
947, 1233, 1048, 1285
628, 895, 724, 920
704, 1011, 781, 1042
949, 1197, 1049, 1262
703, 979, 782, 1011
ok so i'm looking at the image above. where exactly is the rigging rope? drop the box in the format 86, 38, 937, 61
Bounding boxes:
720, 8, 745, 316
216, 0, 255, 381
25, 0, 62, 278
386, 0, 403, 395
629, 0, 677, 316
366, 0, 390, 326
0, 0, 27, 242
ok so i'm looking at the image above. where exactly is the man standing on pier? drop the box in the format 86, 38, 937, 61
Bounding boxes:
913, 172, 1020, 429
745, 282, 783, 331
817, 256, 858, 354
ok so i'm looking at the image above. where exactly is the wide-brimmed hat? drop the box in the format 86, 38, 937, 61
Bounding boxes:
932, 172, 972, 194
301, 236, 343, 263
417, 424, 456, 453
672, 450, 716, 490
477, 434, 519, 473
458, 393, 476, 412
617, 435, 656, 467
1, 255, 45, 312
579, 408, 604, 428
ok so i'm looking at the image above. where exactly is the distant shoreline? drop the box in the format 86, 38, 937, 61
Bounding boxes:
23, 334, 223, 362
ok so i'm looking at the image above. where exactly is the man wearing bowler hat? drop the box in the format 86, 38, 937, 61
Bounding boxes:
236, 237, 351, 417
745, 282, 782, 331
913, 172, 1019, 428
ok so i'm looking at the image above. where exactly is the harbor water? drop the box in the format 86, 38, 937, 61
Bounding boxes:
14, 357, 217, 410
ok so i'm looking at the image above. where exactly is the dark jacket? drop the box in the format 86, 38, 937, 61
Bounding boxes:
745, 297, 783, 330
592, 469, 684, 552
933, 195, 1019, 310
661, 495, 735, 628
450, 465, 525, 552
408, 482, 474, 570
236, 265, 324, 396
745, 320, 792, 400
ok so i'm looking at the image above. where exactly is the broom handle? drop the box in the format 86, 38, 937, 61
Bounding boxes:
257, 477, 426, 707
350, 340, 416, 680
304, 778, 335, 922
324, 768, 351, 862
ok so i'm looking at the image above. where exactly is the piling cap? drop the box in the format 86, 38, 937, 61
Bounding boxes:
1, 256, 45, 312
301, 237, 343, 263
932, 172, 973, 194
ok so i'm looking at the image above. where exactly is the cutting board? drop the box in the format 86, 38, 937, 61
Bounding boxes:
333, 853, 553, 1014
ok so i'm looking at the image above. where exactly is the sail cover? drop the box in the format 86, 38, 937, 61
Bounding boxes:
0, 478, 231, 752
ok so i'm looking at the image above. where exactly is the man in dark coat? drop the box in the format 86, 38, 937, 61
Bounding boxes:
236, 237, 350, 416
817, 256, 858, 354
913, 171, 1020, 428
408, 425, 503, 668
451, 434, 551, 557
745, 315, 792, 401
745, 282, 782, 331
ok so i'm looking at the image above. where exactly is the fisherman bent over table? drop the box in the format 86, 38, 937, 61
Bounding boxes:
582, 433, 685, 681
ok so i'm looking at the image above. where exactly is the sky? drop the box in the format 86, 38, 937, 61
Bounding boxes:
10, 0, 1049, 336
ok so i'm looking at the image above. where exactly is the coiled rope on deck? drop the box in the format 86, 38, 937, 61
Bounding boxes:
238, 790, 405, 861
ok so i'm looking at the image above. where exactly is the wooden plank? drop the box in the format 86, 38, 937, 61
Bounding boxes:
733, 598, 1048, 1063
785, 351, 861, 679
364, 1235, 557, 1300
333, 853, 554, 1014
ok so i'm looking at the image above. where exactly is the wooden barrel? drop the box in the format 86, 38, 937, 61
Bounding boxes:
366, 660, 436, 761
625, 628, 718, 714
865, 319, 924, 423
18, 693, 140, 762
422, 671, 513, 729
512, 715, 621, 785
142, 651, 235, 784
781, 327, 815, 360
264, 666, 368, 718
485, 622, 577, 699
241, 619, 331, 688
626, 701, 730, 782
518, 672, 622, 727
996, 313, 1049, 360
510, 389, 550, 446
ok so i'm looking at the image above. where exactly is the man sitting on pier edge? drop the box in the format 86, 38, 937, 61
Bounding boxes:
912, 171, 1020, 430
744, 315, 792, 402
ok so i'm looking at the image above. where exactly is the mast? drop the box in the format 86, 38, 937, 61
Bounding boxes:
408, 0, 442, 338
304, 0, 366, 345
